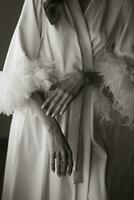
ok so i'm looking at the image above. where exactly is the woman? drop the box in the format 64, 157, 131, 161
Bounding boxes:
1, 0, 134, 199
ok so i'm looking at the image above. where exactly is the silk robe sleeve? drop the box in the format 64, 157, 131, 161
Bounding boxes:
96, 0, 134, 126
0, 0, 53, 116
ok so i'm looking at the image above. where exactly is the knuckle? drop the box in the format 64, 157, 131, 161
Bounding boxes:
66, 91, 71, 97
50, 102, 55, 107
55, 153, 59, 158
55, 87, 60, 93
61, 150, 65, 155
64, 92, 69, 98
56, 150, 60, 155
55, 94, 60, 100
59, 88, 64, 94
67, 90, 72, 95
56, 161, 60, 165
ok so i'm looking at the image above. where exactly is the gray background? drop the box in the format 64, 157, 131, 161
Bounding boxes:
0, 0, 24, 138
0, 1, 24, 197
0, 1, 134, 199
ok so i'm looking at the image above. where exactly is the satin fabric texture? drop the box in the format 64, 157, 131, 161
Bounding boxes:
2, 0, 134, 199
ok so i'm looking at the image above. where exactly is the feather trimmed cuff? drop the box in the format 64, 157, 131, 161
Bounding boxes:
0, 53, 54, 116
95, 51, 134, 127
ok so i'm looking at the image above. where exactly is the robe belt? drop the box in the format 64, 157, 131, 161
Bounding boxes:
66, 0, 95, 184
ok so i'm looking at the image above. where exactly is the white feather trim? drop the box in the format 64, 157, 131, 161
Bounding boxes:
0, 52, 54, 115
94, 88, 113, 122
96, 51, 134, 127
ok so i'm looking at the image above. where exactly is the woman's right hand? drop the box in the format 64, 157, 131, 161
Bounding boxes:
31, 91, 73, 177
47, 121, 73, 177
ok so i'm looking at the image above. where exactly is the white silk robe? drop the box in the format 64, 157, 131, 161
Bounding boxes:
1, 0, 134, 199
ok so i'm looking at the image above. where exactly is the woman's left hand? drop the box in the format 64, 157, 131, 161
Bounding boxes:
42, 71, 88, 117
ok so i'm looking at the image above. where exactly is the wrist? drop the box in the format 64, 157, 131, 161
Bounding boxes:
45, 117, 61, 135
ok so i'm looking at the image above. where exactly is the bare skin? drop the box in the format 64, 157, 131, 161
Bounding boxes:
35, 71, 102, 178
42, 71, 103, 117
33, 0, 103, 178
32, 92, 73, 177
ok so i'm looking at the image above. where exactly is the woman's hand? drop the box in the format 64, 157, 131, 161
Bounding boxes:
31, 91, 73, 177
42, 71, 88, 117
48, 121, 73, 177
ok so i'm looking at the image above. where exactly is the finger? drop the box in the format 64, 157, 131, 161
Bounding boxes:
56, 152, 62, 177
50, 152, 56, 172
60, 151, 67, 176
46, 90, 64, 115
67, 149, 73, 176
41, 90, 57, 109
60, 95, 73, 115
52, 93, 70, 117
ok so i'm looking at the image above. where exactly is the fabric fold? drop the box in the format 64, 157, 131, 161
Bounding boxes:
96, 51, 134, 127
44, 0, 64, 25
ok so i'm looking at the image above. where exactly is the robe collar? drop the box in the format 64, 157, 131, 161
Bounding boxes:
44, 0, 94, 25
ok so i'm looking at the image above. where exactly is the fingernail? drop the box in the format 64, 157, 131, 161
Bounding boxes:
51, 113, 55, 117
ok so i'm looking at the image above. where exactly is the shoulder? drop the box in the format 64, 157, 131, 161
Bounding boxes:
18, 0, 44, 30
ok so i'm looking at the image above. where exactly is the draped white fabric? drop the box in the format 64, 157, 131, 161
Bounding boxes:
1, 0, 134, 199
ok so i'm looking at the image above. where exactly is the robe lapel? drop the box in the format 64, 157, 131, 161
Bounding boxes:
79, 0, 91, 14
65, 0, 95, 188
66, 0, 94, 72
